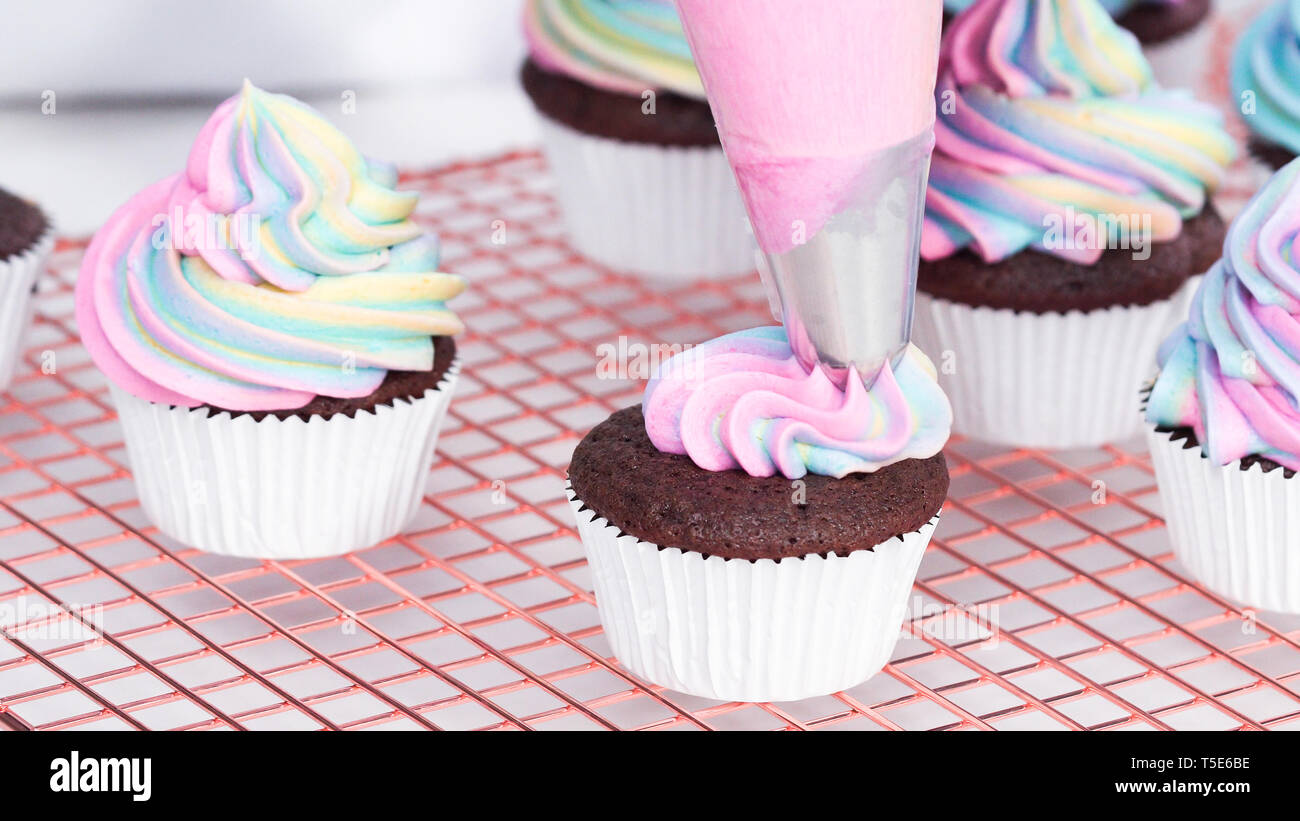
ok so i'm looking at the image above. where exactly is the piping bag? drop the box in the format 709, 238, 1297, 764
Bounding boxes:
673, 0, 943, 387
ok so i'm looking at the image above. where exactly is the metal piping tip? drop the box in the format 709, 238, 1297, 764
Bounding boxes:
758, 132, 934, 388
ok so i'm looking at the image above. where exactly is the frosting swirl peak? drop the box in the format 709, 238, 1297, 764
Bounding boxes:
76, 81, 464, 412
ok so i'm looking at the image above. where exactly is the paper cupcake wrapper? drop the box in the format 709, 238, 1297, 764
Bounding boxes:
111, 362, 459, 560
1142, 22, 1214, 91
567, 481, 935, 702
536, 116, 754, 279
0, 226, 54, 390
911, 277, 1197, 449
1144, 421, 1300, 614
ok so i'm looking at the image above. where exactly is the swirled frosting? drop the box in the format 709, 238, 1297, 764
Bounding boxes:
946, 0, 1182, 15
1233, 0, 1300, 156
1148, 158, 1300, 471
523, 0, 703, 99
923, 0, 1233, 264
643, 326, 952, 479
76, 81, 465, 412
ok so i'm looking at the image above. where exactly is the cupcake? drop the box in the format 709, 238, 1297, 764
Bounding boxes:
568, 327, 952, 702
0, 187, 54, 390
75, 81, 465, 560
1233, 0, 1300, 171
944, 0, 1213, 88
911, 0, 1234, 449
570, 0, 950, 701
520, 0, 752, 279
1144, 158, 1300, 614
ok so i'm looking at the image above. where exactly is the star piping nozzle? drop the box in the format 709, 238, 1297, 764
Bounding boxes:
673, 0, 943, 386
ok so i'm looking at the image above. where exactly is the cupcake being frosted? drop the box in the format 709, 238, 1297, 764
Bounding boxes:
78, 81, 465, 560
1144, 157, 1300, 613
520, 0, 752, 278
911, 0, 1234, 448
567, 0, 950, 703
1233, 0, 1300, 170
568, 328, 952, 702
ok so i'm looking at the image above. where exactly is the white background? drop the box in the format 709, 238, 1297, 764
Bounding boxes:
0, 0, 537, 233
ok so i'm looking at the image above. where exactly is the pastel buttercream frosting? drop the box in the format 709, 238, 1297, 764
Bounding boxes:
523, 0, 703, 99
674, 0, 942, 254
1233, 0, 1300, 156
946, 0, 1185, 15
923, 0, 1233, 264
643, 326, 952, 480
1148, 157, 1300, 471
76, 81, 465, 412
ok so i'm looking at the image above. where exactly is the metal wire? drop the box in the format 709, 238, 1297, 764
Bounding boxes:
0, 149, 1296, 731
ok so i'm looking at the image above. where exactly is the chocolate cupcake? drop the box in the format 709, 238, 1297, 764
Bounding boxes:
0, 187, 53, 390
521, 0, 752, 279
1233, 1, 1300, 171
567, 327, 952, 702
910, 0, 1234, 448
945, 0, 1212, 87
76, 82, 465, 560
1144, 157, 1300, 614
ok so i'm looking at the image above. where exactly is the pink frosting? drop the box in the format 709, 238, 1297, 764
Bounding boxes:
673, 0, 943, 253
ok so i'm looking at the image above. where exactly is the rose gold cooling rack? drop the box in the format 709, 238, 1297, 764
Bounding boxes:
1, 147, 1299, 732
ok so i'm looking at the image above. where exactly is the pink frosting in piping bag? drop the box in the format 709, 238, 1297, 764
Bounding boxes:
673, 0, 943, 254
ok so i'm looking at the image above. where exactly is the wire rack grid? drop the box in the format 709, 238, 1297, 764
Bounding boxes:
0, 148, 1298, 732
3, 0, 1300, 730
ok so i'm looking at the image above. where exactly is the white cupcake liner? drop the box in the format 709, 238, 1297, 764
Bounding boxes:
1142, 21, 1214, 91
911, 276, 1198, 449
111, 361, 459, 560
0, 226, 54, 390
1144, 420, 1300, 614
567, 481, 936, 702
536, 116, 754, 280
